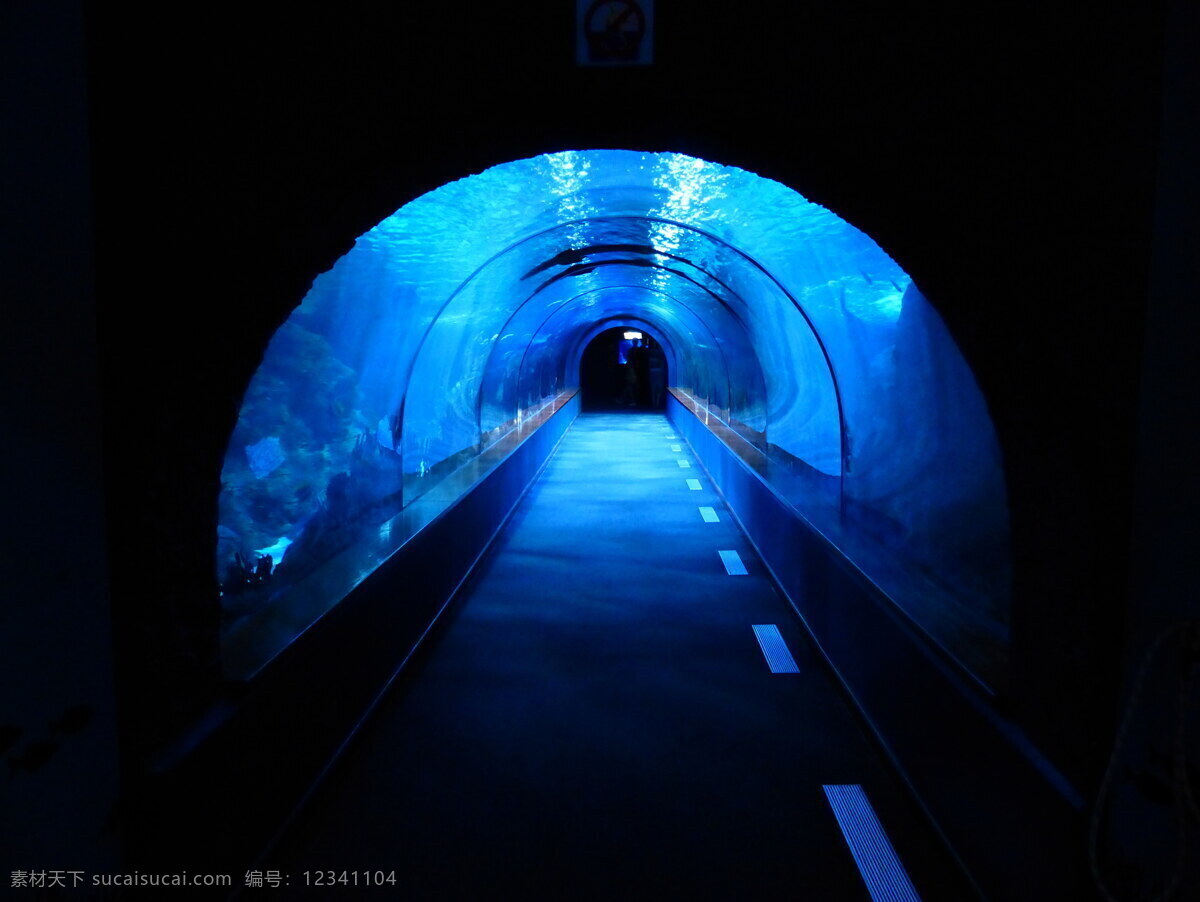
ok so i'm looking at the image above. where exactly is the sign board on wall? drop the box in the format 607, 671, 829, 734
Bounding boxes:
576, 0, 654, 66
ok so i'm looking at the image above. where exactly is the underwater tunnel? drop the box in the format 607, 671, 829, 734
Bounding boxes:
219, 149, 1010, 687
21, 3, 1184, 896
201, 149, 1059, 895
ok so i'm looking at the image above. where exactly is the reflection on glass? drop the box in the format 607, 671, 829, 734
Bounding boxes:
218, 150, 1011, 689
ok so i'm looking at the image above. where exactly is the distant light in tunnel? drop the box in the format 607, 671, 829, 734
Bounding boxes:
623, 331, 643, 340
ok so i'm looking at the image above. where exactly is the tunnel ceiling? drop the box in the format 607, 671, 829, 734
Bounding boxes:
308, 150, 914, 474
220, 150, 1011, 687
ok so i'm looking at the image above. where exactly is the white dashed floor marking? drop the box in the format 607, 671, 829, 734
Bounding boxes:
823, 784, 922, 902
752, 624, 800, 673
718, 549, 748, 575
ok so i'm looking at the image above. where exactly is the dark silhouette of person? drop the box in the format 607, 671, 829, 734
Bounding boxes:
619, 346, 642, 406
646, 345, 666, 407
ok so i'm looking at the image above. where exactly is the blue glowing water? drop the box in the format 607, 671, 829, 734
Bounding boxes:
218, 150, 1010, 683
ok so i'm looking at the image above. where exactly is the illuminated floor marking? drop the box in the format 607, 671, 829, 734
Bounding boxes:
751, 624, 800, 673
718, 550, 748, 575
677, 459, 691, 468
687, 479, 702, 491
822, 784, 922, 902
670, 444, 682, 451
699, 506, 719, 523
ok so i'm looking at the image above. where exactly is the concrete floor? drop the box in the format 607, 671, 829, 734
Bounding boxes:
265, 412, 977, 900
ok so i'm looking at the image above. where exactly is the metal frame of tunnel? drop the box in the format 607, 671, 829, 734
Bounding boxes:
400, 214, 850, 488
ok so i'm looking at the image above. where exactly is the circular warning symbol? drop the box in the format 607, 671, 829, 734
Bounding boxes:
584, 0, 647, 63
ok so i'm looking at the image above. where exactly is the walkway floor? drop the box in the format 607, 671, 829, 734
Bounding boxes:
267, 412, 977, 900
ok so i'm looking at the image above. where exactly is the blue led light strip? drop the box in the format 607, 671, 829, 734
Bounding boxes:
751, 624, 800, 673
822, 784, 921, 902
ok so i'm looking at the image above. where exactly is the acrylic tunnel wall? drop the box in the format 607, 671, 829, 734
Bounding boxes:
217, 150, 1012, 687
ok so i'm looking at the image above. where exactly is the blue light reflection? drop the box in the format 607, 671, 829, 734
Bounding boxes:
217, 150, 1010, 684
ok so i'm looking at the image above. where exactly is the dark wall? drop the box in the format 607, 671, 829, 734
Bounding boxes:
84, 0, 1165, 843
1115, 0, 1200, 892
2, 0, 119, 871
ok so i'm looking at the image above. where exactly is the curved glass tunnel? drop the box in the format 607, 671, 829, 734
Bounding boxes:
217, 150, 1011, 686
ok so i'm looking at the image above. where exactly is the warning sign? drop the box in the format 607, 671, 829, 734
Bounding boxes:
576, 0, 654, 66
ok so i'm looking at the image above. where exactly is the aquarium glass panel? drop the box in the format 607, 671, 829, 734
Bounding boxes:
218, 149, 1010, 688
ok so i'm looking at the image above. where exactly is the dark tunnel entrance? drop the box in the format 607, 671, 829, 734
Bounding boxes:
580, 327, 669, 411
